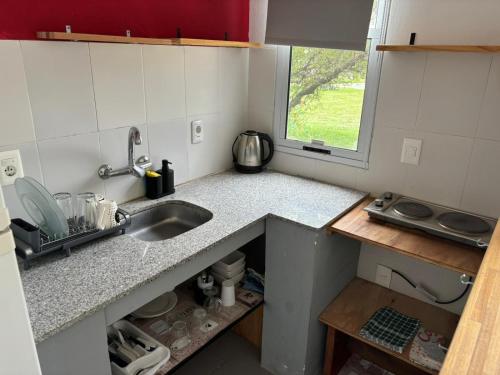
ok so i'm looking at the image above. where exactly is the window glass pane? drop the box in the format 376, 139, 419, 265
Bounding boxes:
286, 41, 371, 150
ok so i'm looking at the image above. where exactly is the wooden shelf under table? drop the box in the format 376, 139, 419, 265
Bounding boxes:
328, 198, 484, 276
128, 286, 263, 374
320, 278, 460, 375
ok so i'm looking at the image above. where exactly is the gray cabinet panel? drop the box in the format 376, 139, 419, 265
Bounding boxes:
37, 311, 110, 375
262, 219, 360, 375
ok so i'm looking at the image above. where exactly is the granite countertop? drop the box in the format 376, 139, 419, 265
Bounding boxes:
20, 170, 366, 343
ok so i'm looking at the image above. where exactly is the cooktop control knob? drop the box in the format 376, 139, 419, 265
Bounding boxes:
375, 199, 384, 208
383, 192, 393, 200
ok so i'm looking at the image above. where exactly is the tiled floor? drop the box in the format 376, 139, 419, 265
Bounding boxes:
171, 331, 272, 375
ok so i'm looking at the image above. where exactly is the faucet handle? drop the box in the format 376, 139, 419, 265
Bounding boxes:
98, 164, 112, 179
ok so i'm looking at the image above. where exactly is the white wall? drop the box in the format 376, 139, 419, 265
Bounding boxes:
0, 41, 248, 222
248, 0, 500, 313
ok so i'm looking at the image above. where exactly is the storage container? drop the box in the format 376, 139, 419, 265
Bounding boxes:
107, 320, 170, 375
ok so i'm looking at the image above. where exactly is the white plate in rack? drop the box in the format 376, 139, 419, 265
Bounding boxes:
131, 291, 178, 319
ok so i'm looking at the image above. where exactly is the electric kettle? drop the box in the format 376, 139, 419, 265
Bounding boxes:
232, 130, 274, 173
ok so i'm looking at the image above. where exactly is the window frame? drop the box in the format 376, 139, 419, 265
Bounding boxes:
273, 0, 391, 168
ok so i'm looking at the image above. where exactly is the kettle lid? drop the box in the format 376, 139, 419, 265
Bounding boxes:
243, 130, 258, 136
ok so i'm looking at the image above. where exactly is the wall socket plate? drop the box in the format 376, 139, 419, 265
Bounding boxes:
0, 149, 24, 186
191, 120, 204, 144
375, 264, 392, 288
401, 138, 422, 165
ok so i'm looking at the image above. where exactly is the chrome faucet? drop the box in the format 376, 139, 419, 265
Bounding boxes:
98, 127, 152, 179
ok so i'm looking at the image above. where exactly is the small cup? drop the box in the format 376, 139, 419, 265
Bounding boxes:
53, 192, 73, 225
221, 280, 236, 307
171, 320, 191, 351
172, 320, 189, 339
75, 192, 97, 231
192, 308, 208, 329
203, 286, 222, 313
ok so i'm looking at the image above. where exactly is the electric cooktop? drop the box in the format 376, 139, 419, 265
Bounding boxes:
364, 193, 497, 249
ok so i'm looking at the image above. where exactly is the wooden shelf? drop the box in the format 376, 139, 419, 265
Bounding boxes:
127, 286, 264, 374
320, 278, 460, 375
377, 45, 500, 53
328, 198, 484, 276
37, 31, 261, 48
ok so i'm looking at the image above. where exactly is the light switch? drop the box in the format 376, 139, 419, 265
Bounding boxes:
400, 138, 422, 165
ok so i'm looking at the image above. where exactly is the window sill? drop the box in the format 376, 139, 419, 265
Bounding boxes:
275, 144, 369, 169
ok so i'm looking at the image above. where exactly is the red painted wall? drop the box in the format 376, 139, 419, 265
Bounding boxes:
0, 0, 249, 41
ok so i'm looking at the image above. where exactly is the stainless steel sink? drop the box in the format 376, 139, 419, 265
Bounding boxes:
128, 201, 213, 242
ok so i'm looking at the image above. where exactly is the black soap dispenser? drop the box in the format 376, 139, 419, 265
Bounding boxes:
162, 159, 175, 195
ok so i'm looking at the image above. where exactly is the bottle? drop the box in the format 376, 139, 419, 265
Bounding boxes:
162, 159, 175, 195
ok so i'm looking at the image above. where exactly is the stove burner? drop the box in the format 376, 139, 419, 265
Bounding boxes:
437, 212, 491, 235
393, 201, 434, 220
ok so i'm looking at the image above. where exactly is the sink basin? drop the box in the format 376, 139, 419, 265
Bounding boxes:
128, 201, 213, 242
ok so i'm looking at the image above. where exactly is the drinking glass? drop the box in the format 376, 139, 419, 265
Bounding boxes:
53, 192, 73, 226
75, 192, 97, 231
170, 320, 191, 351
192, 308, 208, 329
172, 320, 189, 339
203, 286, 222, 313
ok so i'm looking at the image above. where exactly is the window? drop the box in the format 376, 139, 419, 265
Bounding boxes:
273, 0, 390, 168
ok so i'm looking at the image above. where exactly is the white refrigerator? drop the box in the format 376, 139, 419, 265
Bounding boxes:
0, 187, 41, 374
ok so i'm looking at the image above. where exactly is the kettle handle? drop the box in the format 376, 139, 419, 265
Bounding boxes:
258, 133, 274, 166
232, 135, 239, 163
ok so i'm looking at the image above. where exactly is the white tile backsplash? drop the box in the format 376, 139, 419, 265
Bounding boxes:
21, 41, 97, 140
477, 55, 500, 141
461, 139, 500, 217
385, 0, 500, 45
188, 114, 236, 180
148, 118, 189, 185
270, 151, 317, 179
99, 125, 149, 203
143, 45, 186, 123
185, 47, 219, 116
38, 133, 105, 196
375, 53, 426, 129
0, 41, 35, 147
403, 132, 473, 207
416, 53, 491, 137
2, 42, 248, 214
90, 43, 146, 130
356, 127, 411, 196
219, 48, 249, 116
247, 107, 273, 134
248, 46, 277, 116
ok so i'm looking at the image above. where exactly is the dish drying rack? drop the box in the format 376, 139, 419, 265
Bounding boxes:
12, 209, 131, 269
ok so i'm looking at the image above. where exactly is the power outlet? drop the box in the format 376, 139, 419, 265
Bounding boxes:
191, 120, 204, 144
375, 264, 392, 288
0, 150, 24, 186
